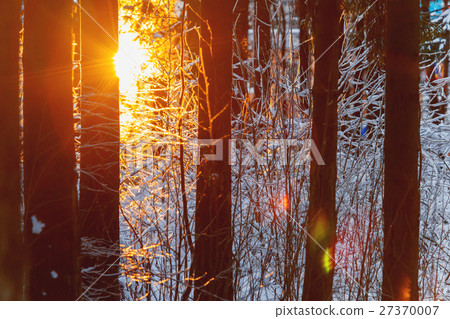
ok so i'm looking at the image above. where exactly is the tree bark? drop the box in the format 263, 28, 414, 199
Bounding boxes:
23, 0, 80, 300
0, 0, 23, 301
302, 0, 341, 301
194, 0, 233, 301
383, 0, 420, 301
79, 0, 120, 300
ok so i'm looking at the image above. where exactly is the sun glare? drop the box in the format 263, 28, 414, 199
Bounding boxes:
114, 32, 148, 95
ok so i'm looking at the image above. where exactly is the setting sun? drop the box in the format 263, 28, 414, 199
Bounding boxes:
114, 32, 148, 94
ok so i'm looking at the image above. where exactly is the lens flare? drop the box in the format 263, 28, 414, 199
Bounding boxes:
399, 275, 412, 300
282, 195, 289, 210
311, 212, 328, 243
322, 247, 334, 274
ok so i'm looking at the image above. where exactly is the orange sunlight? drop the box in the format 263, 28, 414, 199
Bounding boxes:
398, 275, 412, 300
114, 32, 148, 95
282, 195, 289, 210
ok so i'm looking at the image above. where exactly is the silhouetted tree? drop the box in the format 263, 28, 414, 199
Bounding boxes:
79, 0, 120, 300
194, 0, 233, 301
383, 0, 420, 301
302, 0, 341, 301
0, 0, 23, 301
23, 0, 79, 300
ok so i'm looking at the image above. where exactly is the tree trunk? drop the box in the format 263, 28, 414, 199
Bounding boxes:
302, 0, 341, 301
0, 0, 23, 301
23, 0, 79, 300
79, 0, 120, 300
194, 0, 233, 301
383, 0, 420, 301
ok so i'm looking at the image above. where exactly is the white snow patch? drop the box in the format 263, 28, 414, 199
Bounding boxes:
50, 271, 58, 279
31, 215, 45, 234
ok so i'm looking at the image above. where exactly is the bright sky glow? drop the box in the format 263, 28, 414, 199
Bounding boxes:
114, 32, 149, 95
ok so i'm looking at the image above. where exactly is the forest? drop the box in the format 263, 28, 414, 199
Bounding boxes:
0, 0, 449, 301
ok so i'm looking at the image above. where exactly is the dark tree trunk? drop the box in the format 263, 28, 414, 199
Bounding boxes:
79, 0, 120, 300
383, 0, 420, 301
254, 0, 271, 112
23, 0, 80, 300
0, 0, 23, 301
194, 0, 233, 301
302, 0, 341, 301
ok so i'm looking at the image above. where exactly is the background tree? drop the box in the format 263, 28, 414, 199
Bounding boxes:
302, 0, 342, 301
79, 0, 120, 300
23, 0, 79, 300
0, 0, 23, 301
383, 0, 420, 301
194, 0, 234, 300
